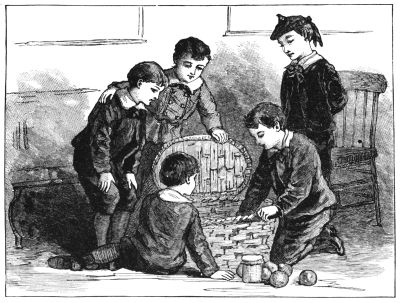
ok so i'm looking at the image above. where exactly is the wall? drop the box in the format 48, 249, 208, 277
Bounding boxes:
5, 5, 394, 230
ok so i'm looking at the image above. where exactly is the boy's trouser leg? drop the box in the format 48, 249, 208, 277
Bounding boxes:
94, 212, 111, 247
109, 210, 130, 244
78, 175, 121, 247
306, 131, 334, 185
110, 178, 139, 243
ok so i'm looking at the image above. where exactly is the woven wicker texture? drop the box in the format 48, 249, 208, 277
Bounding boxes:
152, 135, 252, 200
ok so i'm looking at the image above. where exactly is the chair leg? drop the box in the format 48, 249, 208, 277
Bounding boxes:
370, 158, 382, 226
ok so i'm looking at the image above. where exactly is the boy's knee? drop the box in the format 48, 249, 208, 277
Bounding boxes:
98, 184, 120, 215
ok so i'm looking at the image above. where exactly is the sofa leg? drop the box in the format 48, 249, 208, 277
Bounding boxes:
371, 159, 382, 226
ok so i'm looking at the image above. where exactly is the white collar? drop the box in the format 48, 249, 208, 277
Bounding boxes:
116, 88, 145, 110
158, 188, 192, 203
283, 129, 294, 148
295, 50, 323, 70
165, 68, 204, 94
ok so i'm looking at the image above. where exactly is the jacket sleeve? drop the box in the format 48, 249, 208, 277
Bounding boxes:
323, 64, 348, 115
277, 143, 316, 217
122, 119, 146, 175
89, 104, 114, 174
108, 80, 130, 90
237, 151, 272, 216
196, 82, 223, 132
186, 207, 219, 277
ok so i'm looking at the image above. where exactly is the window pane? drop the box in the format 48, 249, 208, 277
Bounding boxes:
7, 6, 142, 43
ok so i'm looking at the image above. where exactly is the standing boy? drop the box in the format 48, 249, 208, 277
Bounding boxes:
270, 14, 348, 184
49, 152, 235, 281
72, 62, 167, 248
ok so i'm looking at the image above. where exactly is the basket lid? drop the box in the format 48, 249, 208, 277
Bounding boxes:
152, 135, 252, 201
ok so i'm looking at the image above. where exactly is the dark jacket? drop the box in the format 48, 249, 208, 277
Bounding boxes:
281, 52, 347, 136
72, 88, 147, 179
110, 67, 222, 143
126, 189, 219, 277
237, 132, 336, 220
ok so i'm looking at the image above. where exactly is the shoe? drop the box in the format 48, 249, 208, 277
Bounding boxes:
109, 261, 119, 271
48, 256, 82, 271
330, 235, 346, 256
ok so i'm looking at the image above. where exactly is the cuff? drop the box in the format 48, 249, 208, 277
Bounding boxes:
202, 265, 220, 278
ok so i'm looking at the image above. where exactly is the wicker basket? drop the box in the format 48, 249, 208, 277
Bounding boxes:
201, 215, 278, 270
152, 135, 252, 201
152, 135, 276, 270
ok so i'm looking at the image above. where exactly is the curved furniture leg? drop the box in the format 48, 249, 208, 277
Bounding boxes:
8, 188, 24, 249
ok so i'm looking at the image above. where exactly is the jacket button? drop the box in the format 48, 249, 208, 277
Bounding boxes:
180, 104, 185, 108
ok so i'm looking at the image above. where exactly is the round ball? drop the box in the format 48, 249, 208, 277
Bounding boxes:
278, 264, 293, 276
264, 261, 278, 273
269, 271, 289, 288
299, 270, 317, 286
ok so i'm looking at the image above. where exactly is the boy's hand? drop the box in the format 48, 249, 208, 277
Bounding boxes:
211, 129, 228, 143
98, 87, 117, 104
98, 173, 115, 193
126, 173, 138, 190
257, 206, 279, 221
210, 270, 235, 281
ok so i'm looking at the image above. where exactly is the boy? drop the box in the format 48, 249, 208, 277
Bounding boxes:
48, 152, 235, 281
270, 14, 347, 184
98, 37, 228, 198
235, 102, 345, 265
71, 62, 167, 248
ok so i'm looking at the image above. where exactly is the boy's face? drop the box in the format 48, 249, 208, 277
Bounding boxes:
174, 54, 209, 83
249, 124, 281, 150
136, 82, 165, 106
277, 30, 312, 61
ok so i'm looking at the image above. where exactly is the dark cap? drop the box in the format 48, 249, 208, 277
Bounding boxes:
271, 14, 313, 40
270, 14, 322, 47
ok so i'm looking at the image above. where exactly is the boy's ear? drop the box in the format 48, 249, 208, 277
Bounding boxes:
137, 79, 143, 88
185, 176, 191, 184
274, 121, 281, 131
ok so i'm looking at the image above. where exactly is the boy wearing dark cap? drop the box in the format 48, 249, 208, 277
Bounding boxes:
270, 14, 348, 184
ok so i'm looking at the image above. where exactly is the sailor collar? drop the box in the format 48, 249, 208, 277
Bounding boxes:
158, 188, 192, 203
286, 50, 324, 70
166, 68, 204, 94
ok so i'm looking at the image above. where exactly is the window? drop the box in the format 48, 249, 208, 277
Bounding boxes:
8, 5, 146, 46
224, 5, 374, 36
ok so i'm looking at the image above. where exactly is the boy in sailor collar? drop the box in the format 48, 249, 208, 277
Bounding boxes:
71, 62, 167, 250
271, 14, 348, 184
49, 152, 235, 281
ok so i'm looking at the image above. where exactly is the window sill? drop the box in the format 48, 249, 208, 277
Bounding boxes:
224, 30, 372, 37
15, 38, 147, 46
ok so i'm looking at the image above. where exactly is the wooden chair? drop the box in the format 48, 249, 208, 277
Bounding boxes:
331, 71, 387, 226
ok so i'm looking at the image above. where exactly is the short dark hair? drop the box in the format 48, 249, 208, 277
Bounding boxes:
159, 152, 199, 187
173, 37, 211, 62
127, 61, 168, 88
244, 102, 286, 130
270, 14, 323, 47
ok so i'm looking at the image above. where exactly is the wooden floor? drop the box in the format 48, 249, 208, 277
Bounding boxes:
5, 205, 395, 298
